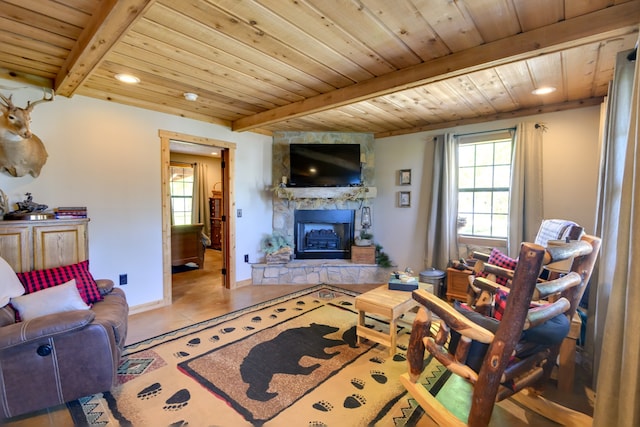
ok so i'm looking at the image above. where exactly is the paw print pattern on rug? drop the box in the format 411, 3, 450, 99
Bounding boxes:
242, 326, 255, 331
209, 335, 220, 342
163, 389, 190, 411
369, 356, 385, 364
312, 400, 333, 412
186, 338, 200, 347
173, 351, 190, 358
393, 353, 406, 362
350, 378, 365, 389
220, 327, 235, 334
137, 382, 162, 399
168, 421, 189, 427
251, 316, 262, 323
370, 370, 387, 384
343, 393, 366, 409
309, 422, 328, 427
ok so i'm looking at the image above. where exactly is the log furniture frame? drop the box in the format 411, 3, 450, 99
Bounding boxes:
401, 234, 600, 426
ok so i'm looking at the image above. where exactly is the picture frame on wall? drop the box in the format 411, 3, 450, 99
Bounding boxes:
399, 169, 412, 185
398, 191, 411, 208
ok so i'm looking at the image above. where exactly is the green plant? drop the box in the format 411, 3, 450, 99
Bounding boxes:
260, 232, 292, 254
359, 230, 373, 240
375, 244, 393, 268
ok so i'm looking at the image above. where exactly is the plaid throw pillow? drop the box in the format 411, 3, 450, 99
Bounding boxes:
493, 288, 509, 320
17, 260, 102, 305
487, 248, 518, 286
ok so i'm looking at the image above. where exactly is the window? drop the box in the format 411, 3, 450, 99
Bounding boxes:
457, 133, 513, 239
170, 163, 194, 225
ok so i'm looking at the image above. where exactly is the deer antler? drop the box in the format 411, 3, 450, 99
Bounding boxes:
0, 92, 13, 108
26, 89, 54, 111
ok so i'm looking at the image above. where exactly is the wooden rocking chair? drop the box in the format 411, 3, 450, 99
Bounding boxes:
400, 234, 600, 426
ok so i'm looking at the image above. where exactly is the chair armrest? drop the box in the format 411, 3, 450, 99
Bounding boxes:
524, 298, 570, 329
533, 272, 581, 299
96, 279, 115, 296
472, 277, 509, 294
472, 251, 490, 262
0, 310, 95, 350
412, 289, 495, 344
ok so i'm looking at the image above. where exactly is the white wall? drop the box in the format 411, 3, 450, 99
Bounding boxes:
0, 84, 272, 308
373, 106, 602, 272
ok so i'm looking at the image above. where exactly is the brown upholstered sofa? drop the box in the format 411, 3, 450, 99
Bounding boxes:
0, 278, 128, 419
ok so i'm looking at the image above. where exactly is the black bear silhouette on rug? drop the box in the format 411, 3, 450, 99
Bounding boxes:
240, 322, 345, 401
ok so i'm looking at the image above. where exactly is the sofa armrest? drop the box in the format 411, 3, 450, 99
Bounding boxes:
96, 279, 115, 296
0, 310, 95, 350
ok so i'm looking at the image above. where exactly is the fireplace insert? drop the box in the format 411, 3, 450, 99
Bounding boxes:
294, 209, 354, 259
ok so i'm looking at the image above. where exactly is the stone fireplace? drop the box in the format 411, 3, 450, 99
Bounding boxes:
294, 209, 355, 259
251, 131, 390, 285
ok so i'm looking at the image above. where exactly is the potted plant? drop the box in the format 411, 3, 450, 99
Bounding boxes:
354, 229, 373, 246
260, 232, 293, 264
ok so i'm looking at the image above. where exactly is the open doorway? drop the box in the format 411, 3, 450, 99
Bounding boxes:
159, 130, 237, 307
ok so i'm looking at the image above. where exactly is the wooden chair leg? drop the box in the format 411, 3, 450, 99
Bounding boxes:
510, 388, 592, 427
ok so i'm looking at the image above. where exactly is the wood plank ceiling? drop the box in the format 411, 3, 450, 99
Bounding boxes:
0, 0, 638, 137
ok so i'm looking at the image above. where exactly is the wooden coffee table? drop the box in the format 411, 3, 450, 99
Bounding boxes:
355, 284, 422, 356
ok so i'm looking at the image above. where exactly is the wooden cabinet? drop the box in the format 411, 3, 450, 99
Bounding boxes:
446, 267, 472, 302
209, 192, 222, 250
0, 218, 89, 272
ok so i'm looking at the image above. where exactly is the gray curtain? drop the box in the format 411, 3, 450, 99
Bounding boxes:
592, 47, 639, 427
424, 134, 459, 271
192, 162, 212, 246
507, 123, 544, 257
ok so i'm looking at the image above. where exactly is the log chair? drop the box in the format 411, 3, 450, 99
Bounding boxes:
400, 234, 600, 427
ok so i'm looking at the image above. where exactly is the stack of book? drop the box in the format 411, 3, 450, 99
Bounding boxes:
55, 206, 87, 219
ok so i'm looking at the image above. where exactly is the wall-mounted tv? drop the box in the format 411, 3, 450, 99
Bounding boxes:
289, 144, 361, 187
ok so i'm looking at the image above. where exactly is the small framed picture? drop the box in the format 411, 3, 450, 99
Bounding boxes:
399, 169, 412, 185
398, 191, 411, 208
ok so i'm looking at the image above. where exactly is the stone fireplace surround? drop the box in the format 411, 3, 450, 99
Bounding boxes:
251, 131, 391, 285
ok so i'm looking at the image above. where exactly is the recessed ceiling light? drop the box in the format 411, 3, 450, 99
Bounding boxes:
532, 86, 556, 95
115, 73, 140, 84
183, 92, 198, 101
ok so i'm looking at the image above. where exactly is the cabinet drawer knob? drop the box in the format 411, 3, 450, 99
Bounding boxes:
37, 344, 52, 356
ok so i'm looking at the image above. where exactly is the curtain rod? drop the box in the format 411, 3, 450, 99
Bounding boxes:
454, 127, 516, 138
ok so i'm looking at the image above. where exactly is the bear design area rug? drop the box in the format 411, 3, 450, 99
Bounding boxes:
68, 285, 447, 426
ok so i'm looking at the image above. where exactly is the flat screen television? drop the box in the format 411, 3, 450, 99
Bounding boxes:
289, 144, 361, 187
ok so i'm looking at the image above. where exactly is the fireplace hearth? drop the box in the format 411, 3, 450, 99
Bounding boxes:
294, 209, 354, 259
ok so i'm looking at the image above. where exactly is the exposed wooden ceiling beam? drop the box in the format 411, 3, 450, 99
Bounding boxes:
232, 1, 639, 132
55, 0, 156, 96
373, 97, 605, 139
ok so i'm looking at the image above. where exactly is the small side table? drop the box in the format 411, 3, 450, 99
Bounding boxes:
446, 267, 471, 301
355, 285, 420, 356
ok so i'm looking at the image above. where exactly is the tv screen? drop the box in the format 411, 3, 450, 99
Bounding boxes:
289, 144, 361, 187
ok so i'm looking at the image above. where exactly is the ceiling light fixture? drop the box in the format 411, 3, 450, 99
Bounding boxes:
114, 73, 140, 84
532, 86, 556, 95
183, 92, 198, 101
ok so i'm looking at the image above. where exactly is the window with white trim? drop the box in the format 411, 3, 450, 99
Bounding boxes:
170, 163, 194, 225
457, 132, 513, 239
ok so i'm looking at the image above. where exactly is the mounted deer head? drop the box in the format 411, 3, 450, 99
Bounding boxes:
0, 90, 52, 178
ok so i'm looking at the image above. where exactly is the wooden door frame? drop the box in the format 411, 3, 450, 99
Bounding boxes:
159, 130, 237, 306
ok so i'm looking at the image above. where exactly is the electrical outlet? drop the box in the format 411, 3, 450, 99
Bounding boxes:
237, 208, 243, 218
244, 254, 249, 263
119, 274, 127, 285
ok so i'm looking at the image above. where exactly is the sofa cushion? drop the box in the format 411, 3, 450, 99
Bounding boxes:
17, 260, 102, 304
0, 256, 25, 308
10, 279, 90, 321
